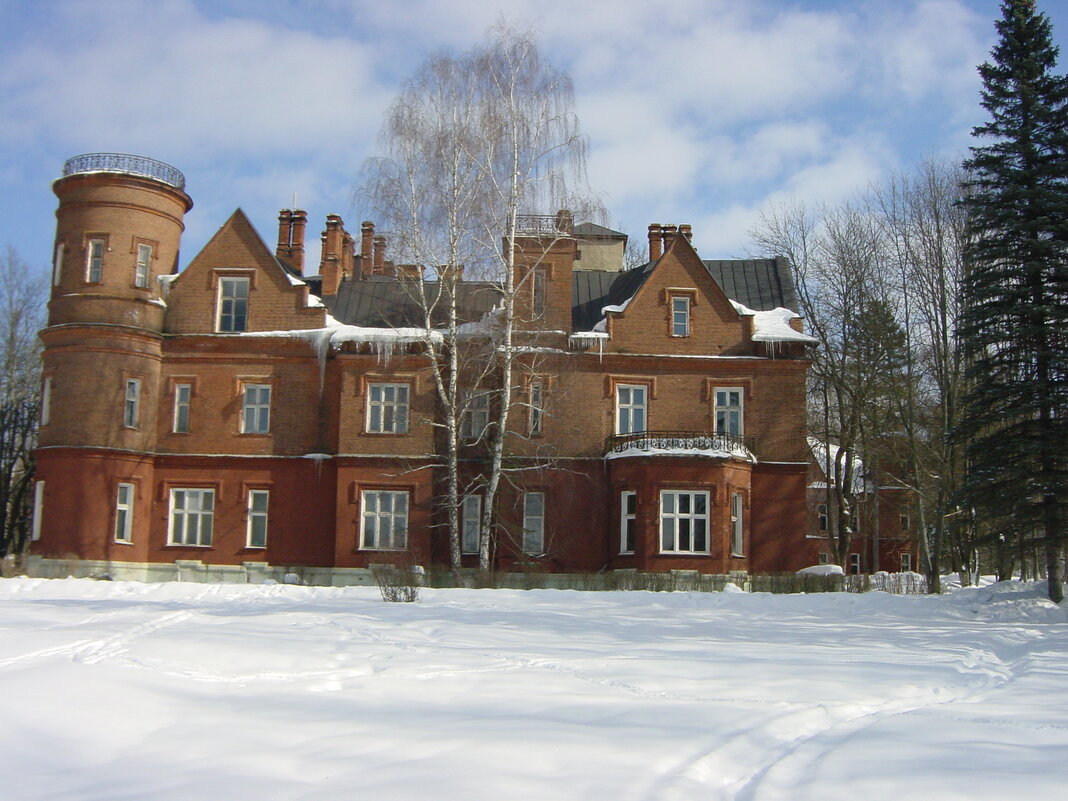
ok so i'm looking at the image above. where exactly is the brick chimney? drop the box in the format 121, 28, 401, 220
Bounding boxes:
277, 209, 293, 258
359, 221, 375, 279
661, 224, 678, 253
554, 209, 574, 235
648, 223, 663, 261
319, 214, 345, 295
373, 235, 386, 275
679, 224, 693, 243
289, 210, 307, 274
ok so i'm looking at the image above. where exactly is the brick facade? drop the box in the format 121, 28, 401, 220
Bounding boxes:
31, 154, 840, 584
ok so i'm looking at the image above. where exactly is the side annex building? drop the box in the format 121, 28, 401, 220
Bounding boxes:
29, 153, 823, 584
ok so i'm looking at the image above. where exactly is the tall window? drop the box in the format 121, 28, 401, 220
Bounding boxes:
900, 553, 912, 572
135, 244, 152, 288
532, 269, 547, 318
168, 489, 215, 546
242, 384, 271, 434
899, 511, 911, 532
714, 388, 743, 436
620, 491, 637, 553
523, 492, 545, 554
817, 503, 829, 532
52, 242, 64, 286
730, 492, 744, 557
461, 391, 489, 441
86, 238, 104, 282
529, 380, 544, 436
616, 384, 647, 435
671, 296, 690, 337
368, 383, 409, 434
247, 489, 269, 548
123, 378, 141, 429
114, 483, 134, 543
849, 553, 861, 574
461, 494, 481, 555
173, 383, 191, 433
31, 481, 44, 541
217, 276, 249, 332
40, 376, 51, 426
660, 490, 709, 554
361, 490, 408, 549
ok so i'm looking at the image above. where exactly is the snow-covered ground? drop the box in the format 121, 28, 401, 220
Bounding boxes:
1, 578, 1065, 801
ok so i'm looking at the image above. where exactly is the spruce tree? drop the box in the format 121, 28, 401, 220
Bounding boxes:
958, 0, 1068, 602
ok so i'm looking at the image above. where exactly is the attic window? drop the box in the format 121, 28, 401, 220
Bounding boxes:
671, 296, 690, 337
217, 276, 249, 332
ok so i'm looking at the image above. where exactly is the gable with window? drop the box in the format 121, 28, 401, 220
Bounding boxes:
671, 295, 691, 337
217, 276, 249, 332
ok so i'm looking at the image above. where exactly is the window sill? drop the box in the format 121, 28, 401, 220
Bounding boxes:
359, 546, 409, 552
363, 431, 411, 437
113, 539, 134, 546
730, 552, 746, 558
658, 552, 711, 557
164, 544, 213, 549
238, 432, 272, 437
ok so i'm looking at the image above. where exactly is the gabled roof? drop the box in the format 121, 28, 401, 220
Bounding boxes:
571, 256, 799, 331
328, 277, 498, 328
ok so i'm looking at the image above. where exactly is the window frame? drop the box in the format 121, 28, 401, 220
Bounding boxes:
114, 483, 134, 544
900, 552, 912, 572
528, 379, 544, 436
849, 552, 861, 574
659, 490, 710, 555
360, 490, 409, 550
167, 488, 215, 547
241, 383, 271, 434
31, 481, 44, 541
531, 268, 547, 318
134, 243, 152, 289
461, 494, 481, 555
40, 376, 52, 426
818, 552, 829, 565
247, 489, 269, 549
620, 491, 637, 554
460, 390, 489, 442
671, 295, 690, 337
615, 383, 647, 436
123, 378, 141, 429
85, 238, 105, 283
367, 382, 409, 434
817, 503, 829, 532
899, 510, 911, 532
730, 492, 745, 557
173, 382, 192, 433
714, 387, 744, 437
522, 491, 545, 555
216, 276, 250, 333
52, 242, 65, 286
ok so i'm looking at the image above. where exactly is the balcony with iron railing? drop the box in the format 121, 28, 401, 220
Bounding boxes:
515, 211, 574, 236
62, 153, 186, 190
605, 430, 757, 462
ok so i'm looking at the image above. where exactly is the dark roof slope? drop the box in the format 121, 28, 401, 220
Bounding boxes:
574, 222, 627, 239
572, 257, 798, 331
328, 277, 499, 328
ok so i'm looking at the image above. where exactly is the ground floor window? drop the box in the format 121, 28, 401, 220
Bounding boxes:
818, 552, 829, 565
900, 552, 912, 572
730, 492, 744, 557
32, 481, 44, 541
620, 491, 636, 553
115, 483, 134, 543
168, 489, 215, 547
849, 552, 861, 574
522, 492, 545, 554
361, 490, 408, 550
461, 494, 481, 555
660, 490, 709, 554
247, 489, 269, 548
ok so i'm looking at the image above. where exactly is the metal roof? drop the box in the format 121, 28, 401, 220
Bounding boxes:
329, 278, 498, 328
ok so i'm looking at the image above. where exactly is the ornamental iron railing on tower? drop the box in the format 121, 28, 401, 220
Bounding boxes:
62, 153, 186, 190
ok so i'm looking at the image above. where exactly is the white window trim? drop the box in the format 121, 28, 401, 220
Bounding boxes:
241, 384, 271, 434
216, 276, 249, 333
615, 383, 647, 436
114, 483, 134, 544
173, 383, 191, 433
671, 295, 690, 337
522, 492, 545, 555
135, 243, 152, 288
123, 378, 141, 429
900, 552, 912, 572
620, 491, 637, 554
714, 387, 744, 437
730, 492, 744, 557
40, 376, 51, 426
52, 242, 64, 286
360, 490, 409, 550
367, 383, 409, 434
31, 481, 44, 541
461, 494, 481, 555
86, 238, 104, 283
167, 488, 215, 547
659, 490, 710, 555
817, 503, 828, 532
461, 391, 489, 441
849, 553, 861, 574
247, 489, 269, 549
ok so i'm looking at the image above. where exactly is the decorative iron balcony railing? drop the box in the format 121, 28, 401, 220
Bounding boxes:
605, 430, 757, 461
515, 213, 573, 236
62, 153, 186, 190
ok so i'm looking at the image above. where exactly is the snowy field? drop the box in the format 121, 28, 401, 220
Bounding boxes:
1, 578, 1066, 801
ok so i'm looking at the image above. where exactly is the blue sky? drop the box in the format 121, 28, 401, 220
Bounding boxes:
2, 0, 1067, 277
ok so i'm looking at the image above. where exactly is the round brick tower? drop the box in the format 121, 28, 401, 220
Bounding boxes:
34, 154, 192, 563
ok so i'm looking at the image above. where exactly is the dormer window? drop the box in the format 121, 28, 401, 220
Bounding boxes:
671, 296, 690, 336
217, 276, 249, 332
